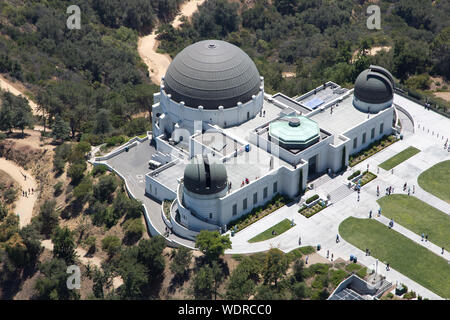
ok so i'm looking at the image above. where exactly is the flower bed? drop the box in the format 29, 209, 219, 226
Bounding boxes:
353, 170, 377, 187
228, 194, 291, 233
163, 200, 172, 219
349, 135, 399, 167
298, 200, 327, 218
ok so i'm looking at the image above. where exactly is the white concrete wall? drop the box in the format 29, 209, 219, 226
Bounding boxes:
158, 83, 264, 132
345, 106, 395, 155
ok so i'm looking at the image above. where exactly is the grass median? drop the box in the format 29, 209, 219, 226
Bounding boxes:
379, 146, 420, 170
248, 218, 294, 243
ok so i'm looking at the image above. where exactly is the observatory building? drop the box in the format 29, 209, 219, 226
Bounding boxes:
146, 39, 396, 240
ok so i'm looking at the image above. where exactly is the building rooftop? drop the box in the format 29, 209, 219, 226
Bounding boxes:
272, 93, 311, 114
224, 99, 285, 142
296, 83, 348, 109
193, 131, 243, 157
309, 94, 370, 141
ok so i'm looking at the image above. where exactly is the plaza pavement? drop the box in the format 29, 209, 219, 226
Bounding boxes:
226, 94, 450, 299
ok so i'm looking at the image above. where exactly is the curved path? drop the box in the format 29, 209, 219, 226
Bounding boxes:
138, 0, 205, 85
0, 158, 38, 228
0, 75, 39, 114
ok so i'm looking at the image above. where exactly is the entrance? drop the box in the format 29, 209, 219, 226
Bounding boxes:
308, 155, 317, 176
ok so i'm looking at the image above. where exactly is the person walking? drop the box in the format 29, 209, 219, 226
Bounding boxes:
408, 187, 411, 196
421, 233, 424, 241
327, 250, 329, 259
336, 234, 340, 243
369, 210, 372, 219
413, 185, 415, 194
331, 253, 334, 261
298, 236, 301, 245
305, 255, 309, 265
425, 234, 428, 242
442, 247, 445, 255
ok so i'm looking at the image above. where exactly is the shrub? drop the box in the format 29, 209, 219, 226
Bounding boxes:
305, 194, 319, 204
386, 292, 394, 299
105, 135, 127, 147
347, 170, 361, 180
102, 235, 121, 257
92, 164, 108, 176
404, 291, 417, 300
123, 218, 144, 242
84, 236, 96, 254
54, 181, 63, 196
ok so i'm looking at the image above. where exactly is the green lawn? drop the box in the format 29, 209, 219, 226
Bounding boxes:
379, 146, 420, 170
248, 218, 294, 243
377, 195, 450, 248
339, 217, 450, 299
418, 160, 450, 203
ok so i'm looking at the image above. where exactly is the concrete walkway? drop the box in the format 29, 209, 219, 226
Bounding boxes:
226, 94, 450, 299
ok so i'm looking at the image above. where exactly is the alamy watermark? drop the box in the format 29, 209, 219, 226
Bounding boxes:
67, 265, 81, 290
67, 5, 81, 30
366, 5, 381, 30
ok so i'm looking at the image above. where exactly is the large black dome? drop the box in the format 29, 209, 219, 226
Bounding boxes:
184, 154, 228, 195
354, 65, 394, 104
164, 40, 261, 110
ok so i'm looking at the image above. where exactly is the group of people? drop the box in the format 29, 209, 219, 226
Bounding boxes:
22, 187, 34, 198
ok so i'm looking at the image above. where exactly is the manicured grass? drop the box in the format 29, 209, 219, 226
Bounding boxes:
339, 217, 450, 298
377, 195, 450, 248
418, 160, 450, 203
379, 146, 420, 170
248, 218, 294, 243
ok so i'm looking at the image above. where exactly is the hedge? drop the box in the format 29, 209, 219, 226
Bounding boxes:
305, 194, 319, 204
347, 170, 361, 180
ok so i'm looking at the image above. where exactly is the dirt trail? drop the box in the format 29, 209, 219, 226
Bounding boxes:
0, 158, 38, 228
0, 75, 39, 115
138, 0, 205, 85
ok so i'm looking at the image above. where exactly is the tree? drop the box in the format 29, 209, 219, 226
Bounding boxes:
191, 265, 214, 299
291, 282, 307, 300
51, 115, 71, 142
123, 218, 144, 243
102, 235, 121, 258
170, 247, 193, 279
292, 258, 305, 282
34, 258, 79, 300
36, 200, 59, 236
52, 227, 76, 264
137, 236, 166, 281
67, 162, 87, 185
225, 257, 259, 300
93, 175, 118, 202
0, 92, 32, 134
263, 248, 288, 286
195, 230, 231, 262
93, 109, 112, 134
119, 262, 148, 300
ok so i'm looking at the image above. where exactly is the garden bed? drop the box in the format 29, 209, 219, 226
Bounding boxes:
352, 170, 377, 187
228, 194, 291, 234
349, 135, 399, 167
298, 200, 327, 218
162, 200, 172, 220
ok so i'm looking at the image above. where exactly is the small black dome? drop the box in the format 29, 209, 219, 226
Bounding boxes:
184, 154, 227, 195
164, 40, 261, 110
354, 65, 394, 104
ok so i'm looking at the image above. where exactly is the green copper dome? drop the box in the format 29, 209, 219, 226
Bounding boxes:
269, 116, 320, 150
183, 154, 228, 195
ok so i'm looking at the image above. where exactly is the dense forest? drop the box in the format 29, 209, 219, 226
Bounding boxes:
158, 0, 450, 113
0, 0, 186, 145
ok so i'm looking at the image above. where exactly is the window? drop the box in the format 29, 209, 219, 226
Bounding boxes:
263, 187, 268, 199
353, 137, 357, 149
371, 128, 375, 139
273, 182, 278, 194
380, 123, 384, 134
243, 198, 248, 210
253, 192, 258, 205
232, 204, 237, 216
209, 213, 212, 219
362, 132, 366, 144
